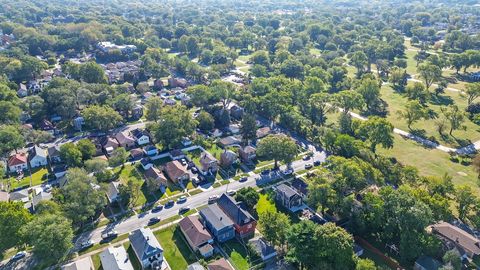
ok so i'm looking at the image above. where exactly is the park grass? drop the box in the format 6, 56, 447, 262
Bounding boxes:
154, 226, 197, 270
117, 165, 150, 206
377, 133, 478, 191
222, 240, 250, 270
404, 49, 418, 75
91, 253, 103, 270
256, 193, 277, 216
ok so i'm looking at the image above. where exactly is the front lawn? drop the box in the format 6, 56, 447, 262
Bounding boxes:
154, 226, 197, 270
116, 164, 162, 206
256, 193, 277, 216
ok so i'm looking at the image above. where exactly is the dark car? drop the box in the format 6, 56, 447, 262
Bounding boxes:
148, 217, 161, 226
165, 200, 175, 207
177, 196, 187, 203
151, 205, 164, 213
179, 206, 190, 214
305, 164, 313, 169
10, 252, 26, 262
313, 160, 321, 166
239, 176, 248, 182
101, 231, 118, 241
191, 167, 198, 174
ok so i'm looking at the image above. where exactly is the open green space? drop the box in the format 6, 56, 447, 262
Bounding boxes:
256, 193, 277, 216
154, 226, 197, 270
4, 167, 48, 190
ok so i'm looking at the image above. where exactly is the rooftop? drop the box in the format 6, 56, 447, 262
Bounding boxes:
200, 204, 234, 231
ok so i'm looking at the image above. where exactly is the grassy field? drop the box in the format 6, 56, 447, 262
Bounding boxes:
256, 193, 277, 216
117, 165, 150, 206
4, 167, 49, 190
154, 226, 197, 270
222, 240, 250, 270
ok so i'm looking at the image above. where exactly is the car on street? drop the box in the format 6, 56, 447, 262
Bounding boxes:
165, 200, 175, 207
151, 205, 163, 213
314, 160, 321, 166
79, 240, 94, 250
227, 189, 236, 196
208, 195, 218, 204
191, 167, 198, 174
10, 251, 26, 262
282, 169, 294, 176
239, 176, 248, 182
302, 155, 311, 161
177, 196, 187, 203
148, 217, 161, 225
179, 206, 190, 214
101, 231, 118, 241
305, 164, 313, 169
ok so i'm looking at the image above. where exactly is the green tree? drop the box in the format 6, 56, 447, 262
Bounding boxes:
441, 105, 466, 136
315, 223, 355, 270
389, 67, 408, 91
56, 168, 106, 226
111, 93, 134, 119
308, 93, 332, 126
356, 259, 377, 270
197, 111, 215, 132
258, 210, 290, 248
357, 117, 394, 153
406, 82, 429, 105
0, 125, 25, 156
82, 105, 123, 132
286, 220, 319, 269
350, 51, 368, 78
356, 78, 381, 112
257, 134, 297, 168
455, 185, 477, 221
0, 202, 32, 251
145, 96, 163, 122
465, 83, 480, 106
280, 59, 304, 80
150, 105, 197, 149
240, 113, 257, 145
0, 101, 21, 124
187, 85, 213, 109
76, 139, 96, 160
334, 90, 365, 113
20, 214, 73, 265
417, 63, 441, 90
397, 100, 428, 130
108, 147, 129, 168
235, 187, 260, 211
60, 143, 83, 167
307, 176, 337, 214
119, 179, 142, 209
79, 61, 107, 84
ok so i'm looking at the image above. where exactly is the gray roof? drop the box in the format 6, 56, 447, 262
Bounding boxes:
200, 204, 234, 231
100, 246, 134, 270
48, 145, 61, 157
32, 191, 52, 208
30, 145, 47, 159
9, 189, 29, 201
61, 257, 94, 270
187, 263, 206, 270
276, 184, 298, 199
415, 256, 442, 270
248, 237, 276, 259
129, 228, 163, 261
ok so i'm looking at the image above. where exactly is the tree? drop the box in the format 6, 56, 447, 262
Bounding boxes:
84, 159, 108, 174
307, 177, 337, 214
356, 259, 377, 270
356, 78, 381, 112
150, 105, 197, 149
441, 105, 466, 136
465, 83, 480, 106
350, 51, 368, 78
197, 111, 215, 132
0, 202, 32, 252
82, 105, 123, 132
234, 187, 259, 211
108, 147, 129, 168
56, 168, 106, 226
20, 214, 73, 265
257, 134, 297, 168
240, 113, 257, 145
417, 63, 441, 90
119, 179, 142, 209
286, 220, 319, 269
308, 93, 332, 126
397, 100, 428, 129
145, 97, 163, 122
79, 61, 107, 84
315, 223, 355, 270
111, 93, 134, 119
210, 80, 236, 109
455, 185, 477, 221
258, 210, 290, 248
280, 59, 304, 80
60, 143, 83, 167
76, 139, 96, 160
357, 117, 394, 153
0, 101, 21, 124
406, 82, 429, 105
187, 85, 213, 109
334, 90, 365, 113
0, 125, 25, 156
442, 249, 462, 270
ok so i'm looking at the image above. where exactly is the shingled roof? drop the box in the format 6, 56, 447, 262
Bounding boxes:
217, 194, 254, 226
179, 216, 213, 248
431, 221, 480, 258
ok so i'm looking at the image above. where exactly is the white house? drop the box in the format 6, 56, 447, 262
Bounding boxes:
7, 153, 28, 173
129, 228, 163, 269
131, 129, 150, 146
29, 145, 48, 168
100, 246, 134, 270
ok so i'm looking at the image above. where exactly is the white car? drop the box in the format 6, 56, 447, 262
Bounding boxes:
227, 190, 236, 196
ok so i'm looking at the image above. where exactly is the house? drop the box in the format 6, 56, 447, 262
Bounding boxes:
207, 258, 234, 270
164, 160, 190, 183
239, 146, 256, 163
73, 116, 85, 131
9, 189, 29, 203
132, 105, 143, 120
187, 263, 206, 270
216, 194, 256, 238
143, 145, 158, 156
291, 178, 308, 199
115, 132, 136, 149
28, 145, 48, 168
32, 190, 53, 211
414, 256, 442, 270
99, 246, 134, 270
179, 216, 214, 258
106, 182, 120, 203
169, 149, 185, 160
140, 158, 153, 170
39, 119, 56, 135
48, 145, 62, 164
199, 152, 218, 174
275, 184, 304, 212
153, 79, 164, 90
8, 153, 28, 172
430, 221, 480, 259
131, 129, 150, 146
220, 150, 237, 168
100, 137, 120, 155
354, 244, 364, 257
230, 105, 244, 120
218, 136, 241, 148
0, 191, 9, 202
129, 228, 163, 269
129, 148, 144, 161
144, 167, 167, 188
199, 204, 235, 243
52, 164, 68, 179
17, 83, 28, 97
62, 257, 94, 270
164, 98, 176, 106
168, 77, 188, 88
248, 237, 277, 261
256, 126, 271, 139
228, 124, 240, 135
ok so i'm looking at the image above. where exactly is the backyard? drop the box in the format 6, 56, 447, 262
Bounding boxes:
221, 239, 250, 270
154, 225, 197, 270
3, 167, 49, 190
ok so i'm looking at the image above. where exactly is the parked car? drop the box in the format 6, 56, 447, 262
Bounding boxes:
282, 169, 293, 176
101, 231, 118, 241
191, 167, 198, 174
313, 160, 321, 166
180, 158, 187, 166
302, 155, 311, 161
239, 176, 248, 182
151, 205, 163, 213
165, 200, 175, 207
305, 164, 313, 169
177, 196, 187, 203
208, 195, 218, 204
179, 206, 190, 214
79, 240, 94, 250
148, 217, 161, 226
227, 189, 236, 196
10, 251, 26, 262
